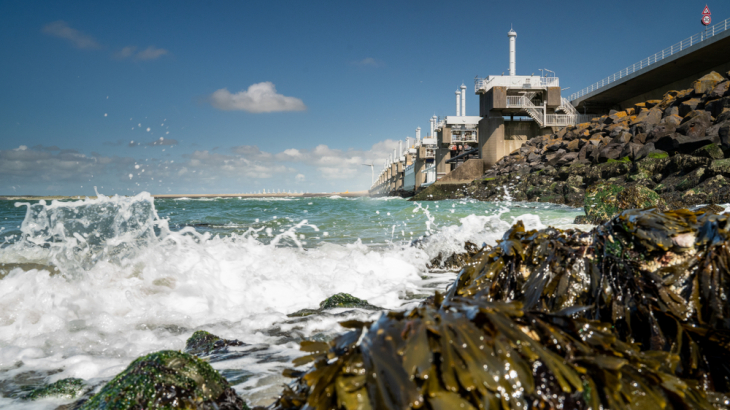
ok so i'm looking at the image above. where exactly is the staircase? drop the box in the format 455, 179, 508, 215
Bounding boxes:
515, 94, 582, 127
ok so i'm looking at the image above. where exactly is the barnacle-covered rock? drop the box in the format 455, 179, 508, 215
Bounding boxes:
79, 350, 245, 410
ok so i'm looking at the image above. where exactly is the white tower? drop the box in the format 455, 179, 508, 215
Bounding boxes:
460, 84, 467, 116
416, 127, 421, 144
456, 89, 461, 116
429, 117, 434, 138
432, 115, 438, 137
508, 27, 517, 76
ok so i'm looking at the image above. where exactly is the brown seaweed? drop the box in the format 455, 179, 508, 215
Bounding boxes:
271, 208, 730, 409
274, 300, 722, 409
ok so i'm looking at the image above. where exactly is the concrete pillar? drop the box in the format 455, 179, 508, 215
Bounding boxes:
436, 148, 451, 178
456, 90, 461, 116
414, 157, 426, 190
478, 113, 505, 168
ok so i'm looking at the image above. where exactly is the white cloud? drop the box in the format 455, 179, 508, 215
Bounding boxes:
134, 46, 169, 60
230, 139, 399, 181
114, 45, 168, 61
295, 173, 305, 182
209, 82, 306, 113
42, 21, 101, 50
114, 46, 137, 59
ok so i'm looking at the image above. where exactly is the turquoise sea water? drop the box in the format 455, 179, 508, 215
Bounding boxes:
0, 194, 586, 408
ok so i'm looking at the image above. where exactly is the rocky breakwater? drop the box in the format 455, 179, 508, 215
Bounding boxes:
463, 71, 730, 223
271, 207, 730, 409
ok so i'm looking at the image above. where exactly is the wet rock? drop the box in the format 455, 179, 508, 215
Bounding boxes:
428, 241, 483, 271
597, 143, 624, 162
26, 378, 86, 400
705, 96, 730, 117
79, 350, 246, 410
679, 98, 701, 116
288, 293, 383, 317
582, 182, 664, 224
678, 110, 712, 138
184, 330, 244, 358
691, 143, 724, 159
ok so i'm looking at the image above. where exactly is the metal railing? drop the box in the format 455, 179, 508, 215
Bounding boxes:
570, 16, 730, 101
506, 95, 524, 107
540, 77, 559, 87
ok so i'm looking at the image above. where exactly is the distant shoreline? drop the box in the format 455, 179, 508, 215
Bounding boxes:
0, 191, 370, 201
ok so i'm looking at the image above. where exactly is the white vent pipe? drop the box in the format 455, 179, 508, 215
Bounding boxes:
508, 28, 517, 76
456, 90, 461, 116
416, 127, 421, 144
461, 84, 467, 116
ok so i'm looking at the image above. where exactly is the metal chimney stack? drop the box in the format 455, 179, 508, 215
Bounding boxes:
461, 84, 467, 116
416, 127, 421, 144
432, 115, 438, 137
508, 27, 517, 76
429, 118, 434, 138
456, 89, 461, 116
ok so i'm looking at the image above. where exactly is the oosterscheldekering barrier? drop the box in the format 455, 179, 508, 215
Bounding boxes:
370, 17, 730, 197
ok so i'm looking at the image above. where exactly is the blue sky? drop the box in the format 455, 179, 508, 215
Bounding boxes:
1, 0, 728, 195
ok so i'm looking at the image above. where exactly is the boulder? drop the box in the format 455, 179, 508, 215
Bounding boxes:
677, 110, 712, 139
620, 142, 644, 160
679, 98, 701, 116
708, 80, 730, 99
610, 131, 631, 144
691, 143, 724, 160
664, 105, 679, 117
26, 378, 87, 400
661, 114, 683, 128
598, 143, 625, 162
79, 351, 246, 410
632, 108, 662, 133
705, 96, 730, 118
289, 292, 383, 317
634, 142, 665, 160
720, 123, 730, 148
645, 124, 676, 144
692, 71, 725, 95
583, 182, 664, 224
655, 134, 716, 154
184, 330, 244, 358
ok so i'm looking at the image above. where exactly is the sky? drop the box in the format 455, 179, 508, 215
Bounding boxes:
1, 0, 729, 196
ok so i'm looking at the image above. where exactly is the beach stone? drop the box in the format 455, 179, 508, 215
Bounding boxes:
79, 350, 246, 410
288, 293, 382, 317
620, 142, 644, 160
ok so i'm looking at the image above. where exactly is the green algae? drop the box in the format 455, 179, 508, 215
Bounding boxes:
648, 151, 669, 159
184, 330, 244, 358
288, 293, 382, 318
26, 378, 85, 400
79, 350, 245, 410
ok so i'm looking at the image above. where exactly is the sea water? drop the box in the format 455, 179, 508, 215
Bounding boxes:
0, 193, 586, 408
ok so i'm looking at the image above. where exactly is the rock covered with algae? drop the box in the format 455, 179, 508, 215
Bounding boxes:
272, 207, 730, 409
25, 377, 86, 400
79, 350, 246, 410
288, 293, 383, 318
184, 330, 245, 358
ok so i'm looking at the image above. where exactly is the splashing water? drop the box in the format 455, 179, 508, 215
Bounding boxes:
0, 193, 585, 408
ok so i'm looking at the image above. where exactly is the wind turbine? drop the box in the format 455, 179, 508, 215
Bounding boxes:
362, 163, 374, 185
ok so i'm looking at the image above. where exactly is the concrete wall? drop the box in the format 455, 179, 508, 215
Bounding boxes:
546, 87, 561, 108
435, 148, 451, 177
436, 159, 484, 183
479, 116, 551, 168
403, 167, 415, 192
479, 87, 507, 115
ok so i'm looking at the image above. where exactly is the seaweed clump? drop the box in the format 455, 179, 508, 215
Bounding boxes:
275, 299, 718, 409
79, 350, 245, 410
273, 207, 730, 409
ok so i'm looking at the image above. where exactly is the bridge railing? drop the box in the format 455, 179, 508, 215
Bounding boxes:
569, 16, 730, 101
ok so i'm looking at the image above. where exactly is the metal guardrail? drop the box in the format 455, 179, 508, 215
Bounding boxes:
569, 16, 730, 101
